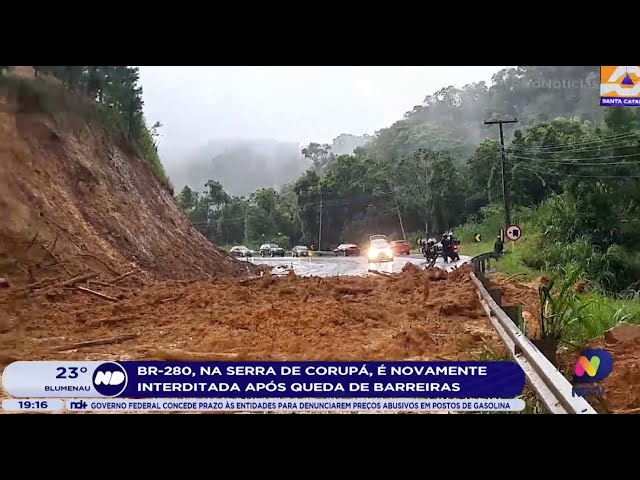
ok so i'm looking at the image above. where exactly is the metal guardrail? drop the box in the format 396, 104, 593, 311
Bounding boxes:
470, 253, 596, 414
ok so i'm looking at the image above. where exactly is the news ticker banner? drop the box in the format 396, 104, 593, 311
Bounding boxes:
2, 398, 526, 412
2, 360, 525, 399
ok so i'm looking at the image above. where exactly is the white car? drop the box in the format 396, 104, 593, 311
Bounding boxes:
369, 234, 387, 242
230, 246, 253, 257
367, 239, 393, 262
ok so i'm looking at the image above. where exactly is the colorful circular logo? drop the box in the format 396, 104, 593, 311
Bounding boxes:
572, 349, 613, 384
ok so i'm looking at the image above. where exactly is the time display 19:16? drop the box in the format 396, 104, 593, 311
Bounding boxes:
18, 401, 49, 409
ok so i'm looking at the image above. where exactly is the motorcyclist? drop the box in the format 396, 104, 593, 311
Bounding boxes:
441, 232, 454, 263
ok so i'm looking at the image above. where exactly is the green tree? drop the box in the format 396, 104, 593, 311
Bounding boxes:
301, 142, 334, 172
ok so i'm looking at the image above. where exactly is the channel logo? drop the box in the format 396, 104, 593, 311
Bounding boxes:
600, 66, 640, 106
68, 400, 88, 410
572, 349, 613, 384
92, 362, 128, 397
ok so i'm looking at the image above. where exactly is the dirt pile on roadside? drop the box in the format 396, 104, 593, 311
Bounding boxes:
490, 273, 541, 338
0, 76, 258, 290
557, 332, 640, 414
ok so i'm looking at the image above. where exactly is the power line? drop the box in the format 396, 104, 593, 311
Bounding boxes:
513, 132, 639, 151
510, 157, 640, 166
508, 151, 640, 162
518, 164, 640, 179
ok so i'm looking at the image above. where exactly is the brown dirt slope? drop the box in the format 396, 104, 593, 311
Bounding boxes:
0, 76, 255, 286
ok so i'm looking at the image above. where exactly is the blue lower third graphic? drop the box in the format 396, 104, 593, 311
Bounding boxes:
2, 361, 526, 399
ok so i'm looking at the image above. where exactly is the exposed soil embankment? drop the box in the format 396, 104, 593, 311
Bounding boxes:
0, 77, 257, 288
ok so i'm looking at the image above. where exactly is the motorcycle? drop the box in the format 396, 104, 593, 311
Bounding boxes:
421, 239, 439, 262
450, 243, 460, 262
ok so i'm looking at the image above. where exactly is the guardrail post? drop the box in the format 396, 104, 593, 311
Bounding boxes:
503, 305, 524, 333
487, 288, 502, 305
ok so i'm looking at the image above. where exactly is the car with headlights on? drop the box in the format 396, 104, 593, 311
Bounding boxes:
367, 239, 393, 262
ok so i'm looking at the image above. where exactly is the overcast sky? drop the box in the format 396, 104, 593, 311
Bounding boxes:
138, 66, 508, 162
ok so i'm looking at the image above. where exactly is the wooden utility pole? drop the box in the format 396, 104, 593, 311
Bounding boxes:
318, 193, 323, 251
484, 118, 518, 229
392, 187, 406, 241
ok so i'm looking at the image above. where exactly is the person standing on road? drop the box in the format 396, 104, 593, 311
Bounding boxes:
493, 236, 504, 259
441, 233, 453, 263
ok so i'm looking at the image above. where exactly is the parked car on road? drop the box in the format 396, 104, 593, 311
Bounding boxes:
259, 243, 285, 257
391, 240, 411, 256
334, 243, 361, 256
292, 245, 309, 257
230, 246, 253, 257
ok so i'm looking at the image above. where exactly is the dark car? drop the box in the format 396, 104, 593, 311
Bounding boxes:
292, 246, 309, 257
259, 243, 285, 257
229, 246, 254, 257
333, 243, 361, 256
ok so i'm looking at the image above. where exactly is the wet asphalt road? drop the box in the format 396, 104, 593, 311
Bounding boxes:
240, 254, 472, 277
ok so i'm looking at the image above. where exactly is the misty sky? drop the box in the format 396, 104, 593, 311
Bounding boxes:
138, 66, 508, 163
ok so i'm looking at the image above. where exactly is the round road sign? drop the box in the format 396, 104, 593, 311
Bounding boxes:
506, 224, 522, 241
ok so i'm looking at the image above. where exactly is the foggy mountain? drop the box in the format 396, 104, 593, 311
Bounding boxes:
330, 134, 373, 156
167, 139, 309, 197
168, 134, 373, 196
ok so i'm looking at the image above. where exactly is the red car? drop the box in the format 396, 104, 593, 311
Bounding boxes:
391, 240, 411, 256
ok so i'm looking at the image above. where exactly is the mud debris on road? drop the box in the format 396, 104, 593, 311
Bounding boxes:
0, 264, 504, 367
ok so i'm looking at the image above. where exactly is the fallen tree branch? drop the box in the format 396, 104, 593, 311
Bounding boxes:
142, 349, 242, 361
25, 232, 39, 257
88, 280, 136, 291
42, 243, 73, 276
53, 334, 138, 352
60, 271, 98, 287
77, 253, 120, 276
111, 270, 138, 284
26, 277, 58, 290
505, 272, 528, 282
76, 286, 119, 302
50, 231, 59, 254
368, 269, 392, 277
17, 265, 31, 276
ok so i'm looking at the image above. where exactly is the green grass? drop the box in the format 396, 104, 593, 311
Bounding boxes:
460, 239, 543, 282
566, 291, 640, 343
455, 206, 640, 345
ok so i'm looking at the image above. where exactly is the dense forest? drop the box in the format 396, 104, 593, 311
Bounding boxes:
176, 65, 640, 294
0, 65, 167, 189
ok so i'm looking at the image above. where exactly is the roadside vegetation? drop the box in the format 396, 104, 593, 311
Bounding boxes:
171, 66, 640, 347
